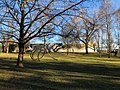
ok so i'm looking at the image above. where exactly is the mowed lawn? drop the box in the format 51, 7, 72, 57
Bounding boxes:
0, 53, 120, 90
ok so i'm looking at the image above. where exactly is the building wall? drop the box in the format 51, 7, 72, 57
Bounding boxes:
57, 46, 96, 53
31, 43, 97, 53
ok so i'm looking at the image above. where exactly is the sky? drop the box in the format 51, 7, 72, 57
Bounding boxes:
111, 0, 120, 9
34, 0, 120, 44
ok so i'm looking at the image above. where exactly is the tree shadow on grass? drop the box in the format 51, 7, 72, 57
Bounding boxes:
0, 58, 120, 90
25, 61, 120, 77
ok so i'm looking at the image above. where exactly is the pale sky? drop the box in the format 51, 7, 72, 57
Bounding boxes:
111, 0, 120, 9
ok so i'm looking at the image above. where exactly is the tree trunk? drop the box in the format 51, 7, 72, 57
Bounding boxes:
85, 43, 89, 54
108, 44, 111, 58
17, 43, 24, 67
2, 43, 5, 52
85, 30, 89, 54
6, 43, 9, 53
98, 42, 101, 57
107, 30, 111, 58
67, 44, 69, 55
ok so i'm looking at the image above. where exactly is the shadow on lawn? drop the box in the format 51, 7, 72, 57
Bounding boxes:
0, 58, 120, 90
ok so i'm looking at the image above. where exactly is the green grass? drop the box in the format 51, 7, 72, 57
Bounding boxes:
0, 53, 120, 90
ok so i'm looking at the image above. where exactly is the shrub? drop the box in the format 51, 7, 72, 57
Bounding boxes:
9, 44, 17, 53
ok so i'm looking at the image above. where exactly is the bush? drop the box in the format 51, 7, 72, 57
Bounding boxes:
9, 44, 17, 53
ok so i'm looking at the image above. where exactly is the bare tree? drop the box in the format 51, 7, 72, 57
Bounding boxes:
60, 22, 79, 54
99, 0, 114, 58
0, 0, 89, 67
114, 8, 120, 54
71, 10, 99, 54
0, 25, 12, 53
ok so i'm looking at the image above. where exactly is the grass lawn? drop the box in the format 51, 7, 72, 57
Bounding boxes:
0, 53, 120, 90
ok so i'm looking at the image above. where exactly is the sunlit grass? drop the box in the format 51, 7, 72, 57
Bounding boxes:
0, 52, 120, 90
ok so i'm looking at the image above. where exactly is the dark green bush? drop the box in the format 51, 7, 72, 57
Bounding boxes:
9, 44, 17, 53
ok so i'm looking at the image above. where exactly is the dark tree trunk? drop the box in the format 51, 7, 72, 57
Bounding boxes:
16, 4, 25, 67
2, 43, 5, 52
67, 44, 69, 55
17, 43, 24, 67
85, 43, 89, 54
